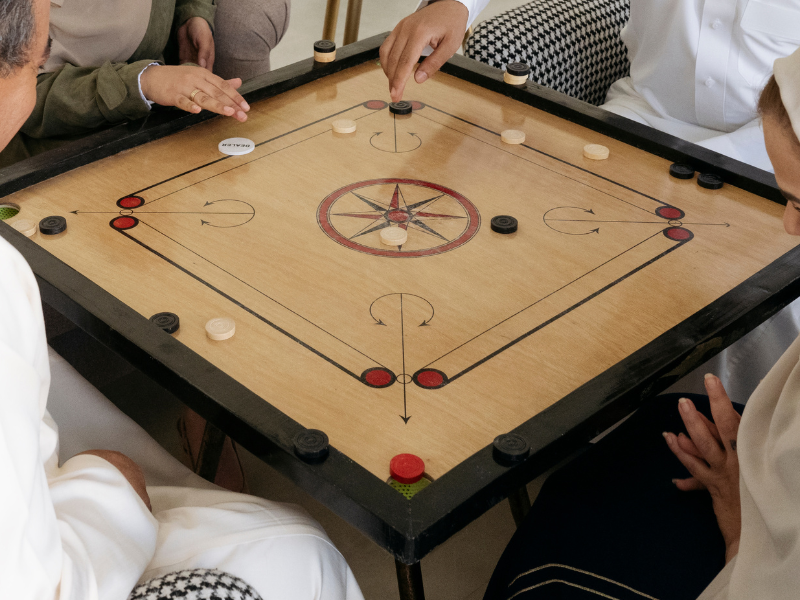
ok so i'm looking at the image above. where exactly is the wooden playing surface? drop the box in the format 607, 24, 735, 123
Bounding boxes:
6, 60, 795, 481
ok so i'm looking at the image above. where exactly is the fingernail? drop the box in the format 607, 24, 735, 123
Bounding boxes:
416, 71, 428, 83
224, 107, 234, 115
241, 101, 250, 111
390, 87, 397, 98
678, 398, 689, 411
671, 478, 679, 485
704, 373, 716, 383
662, 431, 670, 440
200, 59, 206, 68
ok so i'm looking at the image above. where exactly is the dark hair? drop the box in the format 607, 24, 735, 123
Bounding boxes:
759, 75, 800, 148
0, 0, 36, 78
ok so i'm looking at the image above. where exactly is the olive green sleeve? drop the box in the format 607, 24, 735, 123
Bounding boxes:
22, 60, 161, 139
174, 0, 217, 31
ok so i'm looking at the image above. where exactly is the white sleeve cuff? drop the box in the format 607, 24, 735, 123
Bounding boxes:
138, 62, 161, 109
415, 0, 488, 29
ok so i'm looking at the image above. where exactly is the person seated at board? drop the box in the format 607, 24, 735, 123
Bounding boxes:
381, 0, 800, 409
480, 52, 800, 600
0, 0, 290, 168
382, 0, 799, 173
0, 3, 364, 599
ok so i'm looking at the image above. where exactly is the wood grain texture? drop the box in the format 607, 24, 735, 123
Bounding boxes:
6, 61, 795, 481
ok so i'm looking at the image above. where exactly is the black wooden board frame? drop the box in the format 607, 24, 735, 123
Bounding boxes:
2, 33, 800, 564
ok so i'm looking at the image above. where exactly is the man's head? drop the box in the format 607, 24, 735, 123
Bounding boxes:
760, 74, 800, 235
0, 0, 50, 152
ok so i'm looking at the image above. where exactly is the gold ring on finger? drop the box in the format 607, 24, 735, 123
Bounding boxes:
189, 89, 202, 103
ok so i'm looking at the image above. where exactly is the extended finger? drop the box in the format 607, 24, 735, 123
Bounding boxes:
191, 89, 237, 118
197, 37, 214, 71
705, 374, 741, 448
204, 74, 248, 112
673, 477, 707, 492
385, 31, 411, 98
663, 431, 712, 481
696, 410, 722, 443
678, 397, 725, 467
177, 28, 195, 64
677, 432, 703, 458
391, 36, 430, 102
415, 34, 458, 83
176, 94, 202, 114
379, 30, 397, 78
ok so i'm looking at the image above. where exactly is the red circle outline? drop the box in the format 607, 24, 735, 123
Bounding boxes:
110, 216, 139, 230
664, 227, 693, 241
318, 178, 480, 258
656, 206, 685, 220
362, 367, 395, 388
117, 195, 144, 209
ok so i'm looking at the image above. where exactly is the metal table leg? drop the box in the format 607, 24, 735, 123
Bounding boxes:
396, 560, 425, 600
508, 485, 532, 527
322, 0, 341, 42
195, 419, 226, 482
343, 0, 364, 45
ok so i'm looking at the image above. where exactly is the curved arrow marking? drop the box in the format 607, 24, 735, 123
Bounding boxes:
543, 206, 602, 235
369, 293, 434, 327
200, 199, 256, 228
369, 130, 422, 153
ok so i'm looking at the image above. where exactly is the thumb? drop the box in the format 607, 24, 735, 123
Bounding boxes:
415, 39, 456, 84
673, 477, 706, 492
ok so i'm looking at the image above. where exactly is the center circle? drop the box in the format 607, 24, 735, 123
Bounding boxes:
397, 373, 413, 384
318, 178, 480, 258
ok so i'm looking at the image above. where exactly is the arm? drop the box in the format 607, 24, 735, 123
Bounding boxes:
0, 238, 158, 600
174, 0, 217, 32
25, 60, 249, 139
22, 60, 157, 138
380, 0, 491, 102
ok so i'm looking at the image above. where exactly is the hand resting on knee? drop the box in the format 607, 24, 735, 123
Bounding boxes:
77, 449, 152, 512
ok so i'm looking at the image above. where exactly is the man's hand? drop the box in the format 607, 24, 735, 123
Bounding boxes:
178, 17, 215, 71
663, 374, 742, 563
380, 0, 469, 102
140, 65, 249, 121
78, 450, 151, 512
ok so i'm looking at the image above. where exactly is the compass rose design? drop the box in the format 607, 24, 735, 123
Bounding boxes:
317, 178, 480, 258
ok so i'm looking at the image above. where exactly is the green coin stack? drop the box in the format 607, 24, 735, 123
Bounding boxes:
389, 477, 431, 500
0, 204, 20, 220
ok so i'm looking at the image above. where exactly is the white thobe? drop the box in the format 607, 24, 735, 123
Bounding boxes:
0, 236, 364, 600
446, 0, 800, 171
697, 333, 800, 598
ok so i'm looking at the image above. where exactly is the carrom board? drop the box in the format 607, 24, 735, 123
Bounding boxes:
2, 35, 800, 564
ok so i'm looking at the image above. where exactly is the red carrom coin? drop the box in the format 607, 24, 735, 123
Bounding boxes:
390, 453, 425, 484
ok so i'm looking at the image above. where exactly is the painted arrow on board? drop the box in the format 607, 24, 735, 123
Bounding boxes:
71, 198, 256, 229
369, 293, 434, 327
369, 131, 422, 154
543, 206, 729, 236
368, 293, 436, 424
543, 207, 602, 235
200, 199, 256, 228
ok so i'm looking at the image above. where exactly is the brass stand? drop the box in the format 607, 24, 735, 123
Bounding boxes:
322, 0, 364, 46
